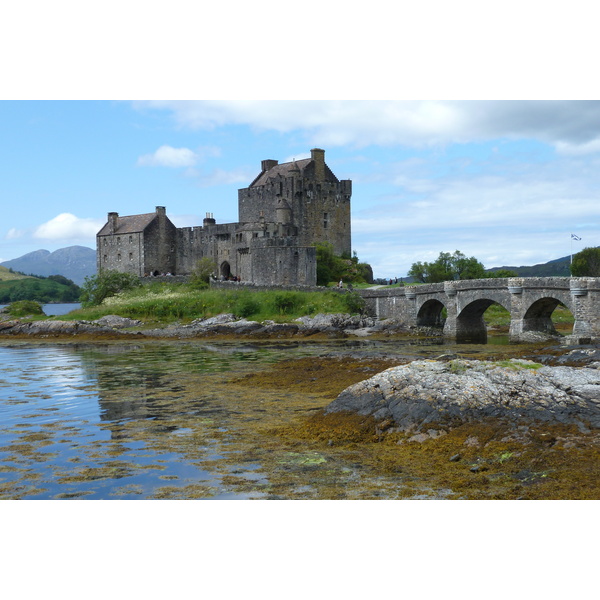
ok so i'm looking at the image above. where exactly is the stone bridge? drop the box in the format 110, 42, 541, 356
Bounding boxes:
357, 277, 600, 343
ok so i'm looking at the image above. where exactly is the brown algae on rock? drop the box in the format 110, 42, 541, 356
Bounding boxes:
2, 339, 600, 499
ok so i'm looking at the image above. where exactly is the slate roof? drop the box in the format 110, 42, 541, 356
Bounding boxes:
97, 212, 158, 236
250, 157, 339, 187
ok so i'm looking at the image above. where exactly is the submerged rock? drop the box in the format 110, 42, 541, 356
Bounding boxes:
326, 359, 600, 430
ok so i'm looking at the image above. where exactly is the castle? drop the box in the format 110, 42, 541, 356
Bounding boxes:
97, 148, 352, 286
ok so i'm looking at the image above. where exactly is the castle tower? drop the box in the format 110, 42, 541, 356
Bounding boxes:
237, 148, 351, 256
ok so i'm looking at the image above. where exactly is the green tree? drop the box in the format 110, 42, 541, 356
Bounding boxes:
490, 269, 519, 278
189, 257, 216, 289
408, 250, 486, 283
314, 242, 373, 286
79, 270, 141, 307
571, 247, 600, 276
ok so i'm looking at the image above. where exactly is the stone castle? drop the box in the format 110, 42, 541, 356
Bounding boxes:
97, 148, 351, 286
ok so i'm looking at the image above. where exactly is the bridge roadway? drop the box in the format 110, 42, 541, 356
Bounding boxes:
357, 277, 600, 343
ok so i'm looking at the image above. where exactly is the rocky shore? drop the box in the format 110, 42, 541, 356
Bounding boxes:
0, 312, 414, 339
326, 358, 600, 430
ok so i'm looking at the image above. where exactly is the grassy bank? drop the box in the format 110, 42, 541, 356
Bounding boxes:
484, 303, 574, 332
61, 282, 365, 325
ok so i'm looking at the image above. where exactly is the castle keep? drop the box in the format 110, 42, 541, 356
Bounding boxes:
97, 149, 351, 286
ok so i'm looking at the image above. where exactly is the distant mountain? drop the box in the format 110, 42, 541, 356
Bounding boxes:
487, 255, 572, 278
0, 246, 96, 285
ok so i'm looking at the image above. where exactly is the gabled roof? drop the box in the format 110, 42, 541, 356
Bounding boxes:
97, 213, 157, 236
250, 157, 339, 187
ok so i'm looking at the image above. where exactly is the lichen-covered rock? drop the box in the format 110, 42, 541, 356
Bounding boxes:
93, 315, 143, 329
295, 313, 376, 331
0, 319, 118, 337
326, 359, 600, 430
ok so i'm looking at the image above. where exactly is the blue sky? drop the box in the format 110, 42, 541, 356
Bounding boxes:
2, 100, 600, 279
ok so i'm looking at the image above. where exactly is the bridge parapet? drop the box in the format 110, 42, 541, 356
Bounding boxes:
358, 277, 600, 343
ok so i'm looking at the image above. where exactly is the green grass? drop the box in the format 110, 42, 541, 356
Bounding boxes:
483, 303, 574, 330
61, 282, 366, 325
0, 266, 32, 282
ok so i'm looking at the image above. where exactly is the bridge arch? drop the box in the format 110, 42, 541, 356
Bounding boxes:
416, 298, 446, 328
450, 298, 511, 344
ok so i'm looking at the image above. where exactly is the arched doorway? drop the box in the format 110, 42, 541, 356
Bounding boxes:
220, 261, 231, 280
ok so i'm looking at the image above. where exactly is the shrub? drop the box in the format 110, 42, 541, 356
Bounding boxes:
342, 292, 366, 315
6, 300, 45, 317
79, 270, 142, 307
190, 257, 216, 289
272, 291, 301, 315
233, 292, 261, 318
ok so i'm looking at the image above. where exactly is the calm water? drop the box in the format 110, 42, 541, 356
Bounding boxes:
0, 337, 526, 500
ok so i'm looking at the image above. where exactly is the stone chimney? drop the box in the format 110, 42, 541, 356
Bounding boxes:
261, 159, 278, 172
108, 212, 119, 234
311, 148, 325, 180
156, 206, 166, 216
203, 212, 216, 226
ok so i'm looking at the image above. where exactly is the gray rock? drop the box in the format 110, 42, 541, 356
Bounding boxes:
295, 313, 376, 331
0, 319, 119, 337
326, 359, 600, 430
93, 315, 142, 329
191, 313, 237, 326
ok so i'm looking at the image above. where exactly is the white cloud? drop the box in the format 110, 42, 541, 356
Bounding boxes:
197, 168, 254, 187
183, 167, 255, 187
5, 228, 24, 240
33, 213, 103, 241
138, 100, 600, 154
137, 145, 200, 167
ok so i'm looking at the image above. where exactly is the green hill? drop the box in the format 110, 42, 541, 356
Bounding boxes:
487, 255, 572, 277
0, 274, 81, 304
0, 266, 33, 282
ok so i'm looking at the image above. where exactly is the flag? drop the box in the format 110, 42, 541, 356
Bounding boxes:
571, 234, 581, 240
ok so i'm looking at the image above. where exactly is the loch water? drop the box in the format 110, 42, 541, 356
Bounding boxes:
0, 337, 528, 500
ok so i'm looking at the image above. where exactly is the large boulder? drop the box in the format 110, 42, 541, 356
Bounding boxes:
326, 359, 600, 430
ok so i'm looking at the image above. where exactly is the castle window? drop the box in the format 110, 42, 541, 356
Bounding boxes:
129, 253, 133, 261
323, 212, 329, 229
129, 236, 133, 243
103, 239, 107, 246
103, 255, 107, 262
117, 253, 122, 261
117, 237, 121, 245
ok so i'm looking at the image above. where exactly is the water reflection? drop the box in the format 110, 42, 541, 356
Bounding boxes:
0, 336, 528, 500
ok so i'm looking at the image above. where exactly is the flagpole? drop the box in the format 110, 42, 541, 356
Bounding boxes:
570, 234, 581, 273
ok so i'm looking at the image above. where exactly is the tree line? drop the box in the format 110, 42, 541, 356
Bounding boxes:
0, 274, 81, 304
407, 251, 517, 283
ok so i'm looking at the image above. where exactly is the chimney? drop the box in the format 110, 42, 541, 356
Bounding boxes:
203, 212, 216, 226
261, 159, 278, 171
156, 206, 166, 216
108, 212, 118, 234
311, 148, 325, 180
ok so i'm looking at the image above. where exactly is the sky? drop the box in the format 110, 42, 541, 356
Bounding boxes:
2, 100, 600, 278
